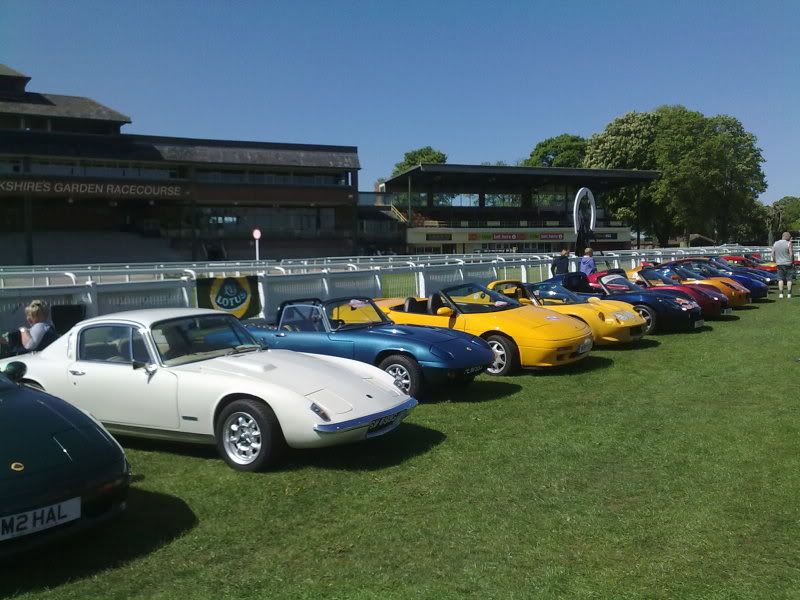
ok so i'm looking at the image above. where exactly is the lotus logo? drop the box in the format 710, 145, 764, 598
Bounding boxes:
465, 346, 472, 351
545, 315, 560, 321
10, 462, 24, 472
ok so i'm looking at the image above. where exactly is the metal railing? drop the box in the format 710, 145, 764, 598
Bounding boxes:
0, 245, 773, 332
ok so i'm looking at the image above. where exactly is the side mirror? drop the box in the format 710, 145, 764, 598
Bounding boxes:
587, 296, 601, 305
518, 298, 533, 306
671, 275, 680, 281
132, 361, 157, 373
436, 307, 454, 317
3, 361, 27, 383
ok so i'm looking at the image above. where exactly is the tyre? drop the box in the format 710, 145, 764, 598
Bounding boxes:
485, 334, 519, 376
378, 354, 423, 397
215, 399, 286, 472
633, 304, 657, 334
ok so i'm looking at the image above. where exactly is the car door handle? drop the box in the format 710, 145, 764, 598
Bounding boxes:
276, 333, 286, 337
69, 369, 85, 376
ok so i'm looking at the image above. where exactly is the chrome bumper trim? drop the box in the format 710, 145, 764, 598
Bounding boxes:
313, 397, 418, 433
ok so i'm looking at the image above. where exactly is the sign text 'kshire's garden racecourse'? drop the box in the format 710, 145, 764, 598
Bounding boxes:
0, 179, 187, 198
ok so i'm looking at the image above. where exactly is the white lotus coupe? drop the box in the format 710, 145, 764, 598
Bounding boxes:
0, 309, 417, 471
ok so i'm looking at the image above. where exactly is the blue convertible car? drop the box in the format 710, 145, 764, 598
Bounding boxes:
245, 297, 494, 397
665, 259, 769, 299
539, 271, 704, 335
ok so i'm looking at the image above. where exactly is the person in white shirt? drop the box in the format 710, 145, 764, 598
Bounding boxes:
772, 232, 794, 299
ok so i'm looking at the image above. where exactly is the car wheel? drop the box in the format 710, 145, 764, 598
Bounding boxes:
378, 354, 423, 397
633, 304, 657, 334
215, 399, 286, 472
485, 334, 519, 376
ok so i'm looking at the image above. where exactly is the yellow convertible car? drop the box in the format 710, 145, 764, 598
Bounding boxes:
374, 282, 593, 376
486, 280, 646, 345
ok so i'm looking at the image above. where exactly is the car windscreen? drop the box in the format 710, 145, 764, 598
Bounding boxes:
599, 275, 641, 292
669, 265, 705, 280
527, 284, 587, 305
639, 269, 675, 286
442, 283, 521, 313
323, 298, 389, 330
151, 314, 260, 366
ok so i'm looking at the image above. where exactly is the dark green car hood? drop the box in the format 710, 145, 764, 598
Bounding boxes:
0, 380, 122, 484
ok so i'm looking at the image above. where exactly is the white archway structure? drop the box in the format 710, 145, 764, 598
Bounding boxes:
573, 187, 596, 235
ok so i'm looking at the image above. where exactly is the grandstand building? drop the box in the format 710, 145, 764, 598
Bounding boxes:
0, 64, 658, 264
361, 164, 658, 255
0, 64, 359, 264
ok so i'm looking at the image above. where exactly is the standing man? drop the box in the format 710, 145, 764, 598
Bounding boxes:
580, 247, 597, 276
772, 231, 794, 298
551, 248, 570, 276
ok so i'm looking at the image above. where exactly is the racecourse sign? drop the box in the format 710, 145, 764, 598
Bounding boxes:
0, 178, 188, 198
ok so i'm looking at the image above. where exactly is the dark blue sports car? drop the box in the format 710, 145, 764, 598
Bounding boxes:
0, 362, 130, 557
245, 297, 494, 397
665, 259, 769, 299
538, 271, 704, 335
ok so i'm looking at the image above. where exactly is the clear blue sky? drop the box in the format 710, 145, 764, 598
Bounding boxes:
3, 1, 798, 202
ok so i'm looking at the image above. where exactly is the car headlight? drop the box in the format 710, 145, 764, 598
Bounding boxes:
430, 345, 454, 360
612, 310, 634, 322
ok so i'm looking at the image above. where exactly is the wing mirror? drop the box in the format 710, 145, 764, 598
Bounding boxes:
671, 275, 681, 281
436, 307, 454, 317
3, 361, 27, 383
132, 361, 157, 373
587, 296, 602, 305
518, 298, 533, 305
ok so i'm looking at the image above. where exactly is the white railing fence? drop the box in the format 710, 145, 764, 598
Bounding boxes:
0, 246, 771, 332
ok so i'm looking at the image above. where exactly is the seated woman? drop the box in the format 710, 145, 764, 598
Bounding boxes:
0, 300, 58, 355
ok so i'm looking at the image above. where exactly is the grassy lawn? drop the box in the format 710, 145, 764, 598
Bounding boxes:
4, 295, 800, 599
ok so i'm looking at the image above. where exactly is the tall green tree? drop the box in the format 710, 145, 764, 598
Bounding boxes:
391, 146, 447, 177
769, 196, 800, 239
584, 106, 766, 246
583, 111, 667, 243
524, 134, 587, 168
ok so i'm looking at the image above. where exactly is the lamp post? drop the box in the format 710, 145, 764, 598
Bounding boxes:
252, 228, 261, 261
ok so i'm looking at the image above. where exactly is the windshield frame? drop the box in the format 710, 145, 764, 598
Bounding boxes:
321, 297, 393, 330
440, 283, 522, 314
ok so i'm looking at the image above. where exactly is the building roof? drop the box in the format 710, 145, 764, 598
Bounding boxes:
0, 129, 360, 170
0, 92, 132, 124
0, 64, 29, 78
383, 163, 659, 193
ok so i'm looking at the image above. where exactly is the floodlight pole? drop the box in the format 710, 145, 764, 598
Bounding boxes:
636, 186, 641, 250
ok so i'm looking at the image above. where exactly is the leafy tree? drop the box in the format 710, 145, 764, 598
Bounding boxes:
769, 196, 800, 237
583, 111, 667, 243
584, 106, 766, 246
391, 146, 447, 177
524, 134, 587, 168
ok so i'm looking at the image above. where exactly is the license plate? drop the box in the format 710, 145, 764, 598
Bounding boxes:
693, 319, 705, 329
463, 365, 485, 376
368, 410, 406, 432
0, 497, 81, 541
722, 308, 732, 315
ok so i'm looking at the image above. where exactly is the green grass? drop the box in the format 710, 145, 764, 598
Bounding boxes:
4, 296, 800, 599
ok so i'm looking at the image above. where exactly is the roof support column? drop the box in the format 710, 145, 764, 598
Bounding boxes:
426, 186, 433, 209
24, 195, 33, 265
478, 192, 485, 208
522, 190, 532, 209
